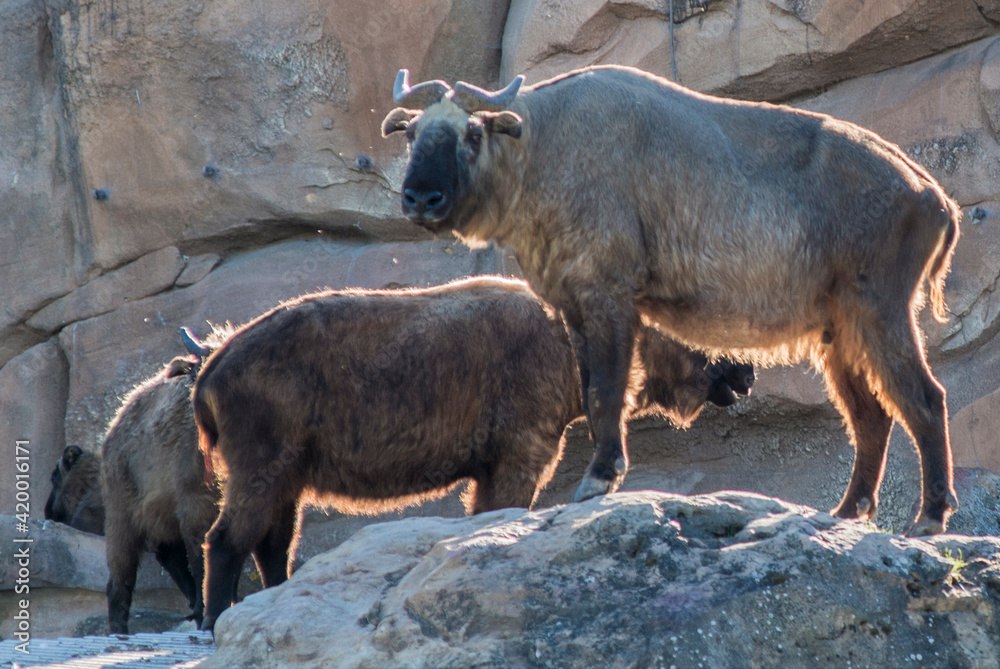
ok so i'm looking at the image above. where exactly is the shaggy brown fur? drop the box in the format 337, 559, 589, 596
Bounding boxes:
193, 276, 751, 630
385, 64, 961, 536
44, 445, 104, 535
102, 348, 223, 634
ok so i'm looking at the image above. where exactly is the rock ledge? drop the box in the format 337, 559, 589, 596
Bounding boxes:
205, 491, 1000, 669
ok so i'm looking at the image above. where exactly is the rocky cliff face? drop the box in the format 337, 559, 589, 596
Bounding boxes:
204, 492, 1000, 669
502, 0, 1000, 102
1, 0, 516, 518
2, 0, 1000, 641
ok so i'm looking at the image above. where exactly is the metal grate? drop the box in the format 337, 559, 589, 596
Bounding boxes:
0, 631, 214, 668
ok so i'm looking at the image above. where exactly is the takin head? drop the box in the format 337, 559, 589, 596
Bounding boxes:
632, 330, 754, 427
43, 444, 105, 535
706, 359, 756, 408
382, 69, 524, 231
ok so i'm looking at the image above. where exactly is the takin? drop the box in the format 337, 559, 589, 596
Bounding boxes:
101, 334, 224, 634
193, 276, 752, 630
44, 445, 104, 535
383, 65, 962, 536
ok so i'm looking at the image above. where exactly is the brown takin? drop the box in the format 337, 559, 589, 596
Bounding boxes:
101, 335, 225, 634
44, 445, 105, 535
383, 65, 962, 536
193, 276, 752, 630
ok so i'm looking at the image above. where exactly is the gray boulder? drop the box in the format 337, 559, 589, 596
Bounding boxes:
0, 515, 175, 593
205, 491, 1000, 669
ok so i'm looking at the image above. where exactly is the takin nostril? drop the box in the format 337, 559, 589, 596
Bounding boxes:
425, 192, 444, 210
403, 189, 419, 208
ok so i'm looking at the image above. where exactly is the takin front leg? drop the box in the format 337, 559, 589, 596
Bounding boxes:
181, 524, 212, 626
469, 462, 539, 515
571, 302, 639, 502
569, 326, 595, 441
821, 348, 893, 522
469, 430, 564, 513
201, 513, 249, 633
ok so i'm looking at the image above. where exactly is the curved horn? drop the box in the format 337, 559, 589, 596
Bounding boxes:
451, 75, 525, 112
393, 69, 451, 109
180, 326, 211, 358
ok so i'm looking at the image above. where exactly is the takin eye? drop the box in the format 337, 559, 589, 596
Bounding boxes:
466, 125, 483, 146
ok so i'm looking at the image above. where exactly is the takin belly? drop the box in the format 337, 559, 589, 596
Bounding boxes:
637, 294, 828, 363
297, 456, 478, 516
291, 428, 487, 513
637, 251, 837, 359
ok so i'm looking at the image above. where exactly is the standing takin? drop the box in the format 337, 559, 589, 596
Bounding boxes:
383, 65, 962, 536
44, 445, 105, 535
193, 276, 752, 631
102, 339, 224, 634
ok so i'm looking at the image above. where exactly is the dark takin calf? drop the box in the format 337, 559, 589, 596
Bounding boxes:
384, 65, 962, 535
102, 338, 223, 633
194, 276, 751, 630
44, 445, 105, 535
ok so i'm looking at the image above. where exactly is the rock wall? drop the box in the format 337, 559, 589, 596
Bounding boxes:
3, 0, 1000, 638
502, 0, 1000, 101
1, 0, 515, 519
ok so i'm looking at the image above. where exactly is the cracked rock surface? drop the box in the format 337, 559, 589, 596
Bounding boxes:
204, 491, 1000, 669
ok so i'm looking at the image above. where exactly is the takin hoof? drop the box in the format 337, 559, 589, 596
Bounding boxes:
199, 614, 217, 634
905, 493, 959, 537
573, 464, 627, 503
905, 516, 946, 537
830, 496, 876, 522
573, 475, 614, 502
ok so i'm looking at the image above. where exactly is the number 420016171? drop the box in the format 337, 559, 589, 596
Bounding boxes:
14, 440, 30, 526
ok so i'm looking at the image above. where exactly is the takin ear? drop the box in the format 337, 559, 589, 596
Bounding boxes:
381, 107, 417, 137
479, 110, 523, 139
63, 444, 83, 468
165, 355, 199, 379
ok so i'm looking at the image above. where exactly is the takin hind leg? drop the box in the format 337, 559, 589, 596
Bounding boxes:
853, 313, 958, 535
821, 348, 893, 522
154, 541, 198, 611
106, 536, 143, 634
251, 501, 301, 588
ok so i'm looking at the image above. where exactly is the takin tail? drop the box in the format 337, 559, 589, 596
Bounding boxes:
192, 387, 220, 489
926, 196, 962, 324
